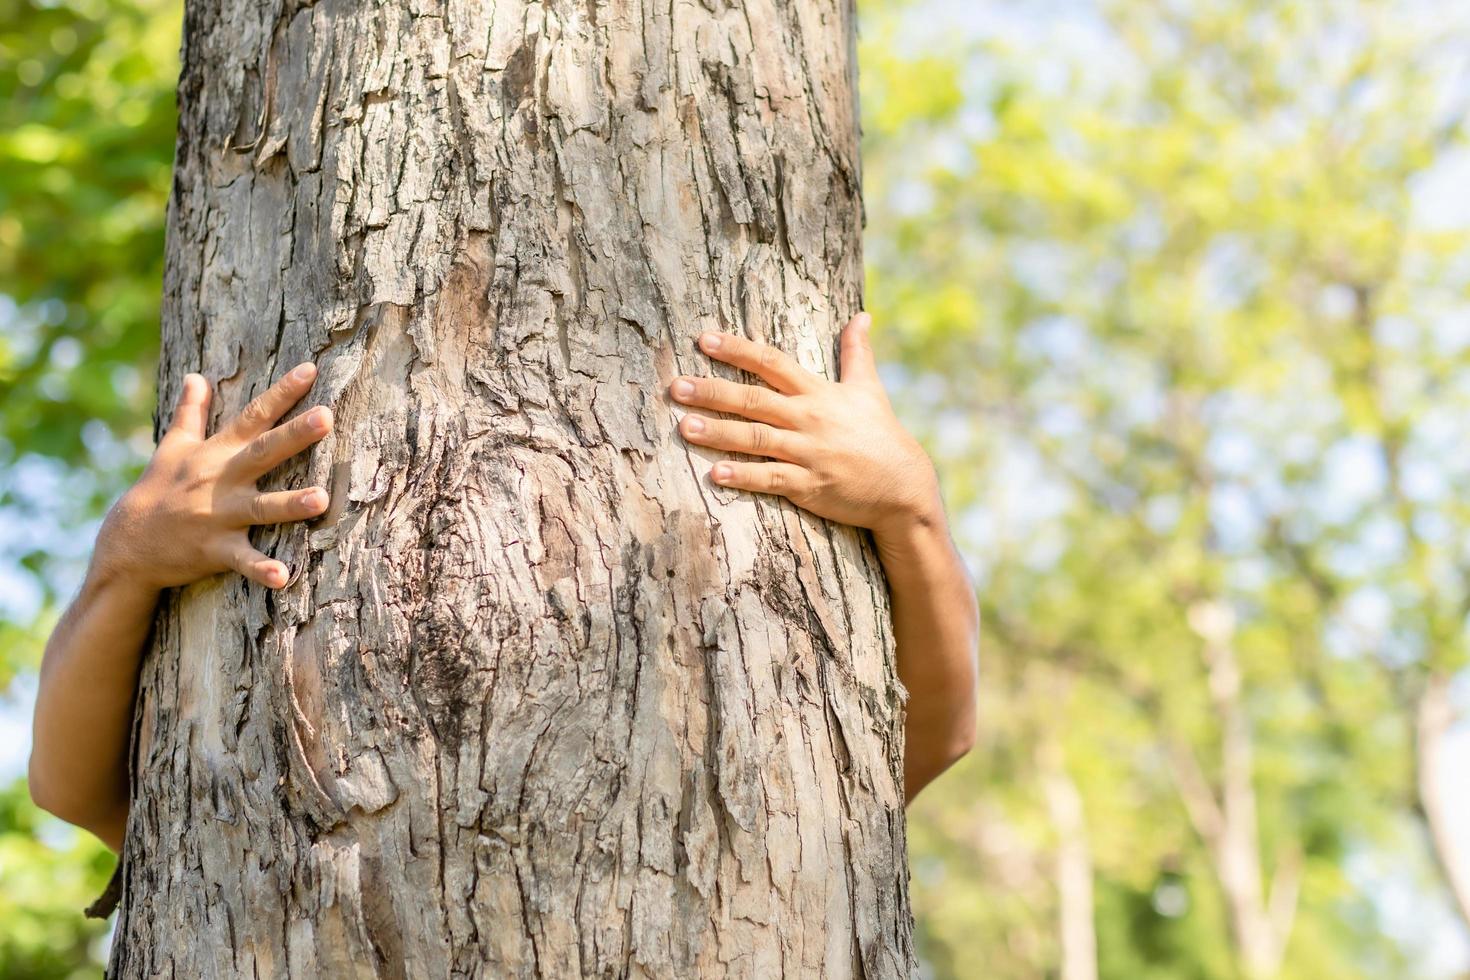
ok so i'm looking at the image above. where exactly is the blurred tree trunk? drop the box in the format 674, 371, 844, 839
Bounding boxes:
1355, 285, 1470, 942
103, 0, 915, 976
1416, 674, 1470, 931
1176, 602, 1300, 980
1035, 733, 1097, 980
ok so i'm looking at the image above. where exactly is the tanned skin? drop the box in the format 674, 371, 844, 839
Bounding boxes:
670, 312, 980, 803
28, 363, 334, 850
30, 312, 978, 853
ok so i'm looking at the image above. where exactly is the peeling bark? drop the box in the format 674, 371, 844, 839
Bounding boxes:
107, 0, 914, 976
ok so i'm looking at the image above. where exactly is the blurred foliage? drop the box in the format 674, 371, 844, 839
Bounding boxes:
0, 773, 115, 980
0, 0, 180, 974
860, 0, 1470, 977
0, 0, 178, 534
3, 0, 1470, 976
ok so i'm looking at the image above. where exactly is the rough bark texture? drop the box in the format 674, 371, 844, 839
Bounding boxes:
107, 0, 914, 976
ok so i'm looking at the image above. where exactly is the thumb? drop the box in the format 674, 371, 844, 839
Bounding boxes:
838, 311, 880, 387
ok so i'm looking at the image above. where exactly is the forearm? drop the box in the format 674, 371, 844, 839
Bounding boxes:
28, 552, 159, 851
875, 496, 980, 805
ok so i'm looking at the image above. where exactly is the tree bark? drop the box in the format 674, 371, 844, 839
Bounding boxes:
107, 0, 914, 976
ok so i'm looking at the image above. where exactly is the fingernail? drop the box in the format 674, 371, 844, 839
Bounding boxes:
308, 407, 332, 429
291, 362, 316, 382
672, 379, 695, 400
684, 415, 705, 434
700, 333, 722, 351
713, 463, 733, 482
302, 488, 328, 509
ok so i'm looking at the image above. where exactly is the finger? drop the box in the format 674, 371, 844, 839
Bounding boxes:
669, 375, 799, 427
679, 413, 807, 462
166, 374, 212, 442
697, 332, 817, 394
230, 406, 333, 478
237, 487, 331, 526
838, 312, 881, 388
222, 362, 319, 441
709, 460, 811, 499
220, 535, 289, 588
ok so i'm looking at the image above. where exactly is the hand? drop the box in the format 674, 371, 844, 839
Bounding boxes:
94, 363, 334, 592
670, 312, 942, 544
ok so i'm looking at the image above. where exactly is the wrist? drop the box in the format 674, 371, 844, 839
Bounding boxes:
92, 500, 164, 600
872, 481, 948, 561
86, 548, 163, 605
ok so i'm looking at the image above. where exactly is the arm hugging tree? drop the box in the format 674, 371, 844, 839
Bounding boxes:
103, 0, 918, 975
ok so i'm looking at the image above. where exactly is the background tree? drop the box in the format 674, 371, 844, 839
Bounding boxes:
862, 0, 1470, 977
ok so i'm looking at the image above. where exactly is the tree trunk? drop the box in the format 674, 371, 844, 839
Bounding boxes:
1415, 673, 1470, 932
1036, 736, 1096, 980
1180, 601, 1297, 980
107, 0, 914, 976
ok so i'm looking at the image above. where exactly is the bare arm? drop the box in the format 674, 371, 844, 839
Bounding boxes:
28, 364, 334, 850
872, 504, 980, 802
670, 312, 980, 804
29, 563, 159, 850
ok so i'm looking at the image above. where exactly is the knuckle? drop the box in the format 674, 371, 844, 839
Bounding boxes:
766, 467, 786, 492
186, 491, 215, 523
792, 433, 818, 462
748, 423, 770, 452
215, 538, 241, 573
757, 343, 779, 373
182, 465, 214, 497
173, 458, 201, 487
742, 385, 765, 414
240, 399, 267, 426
